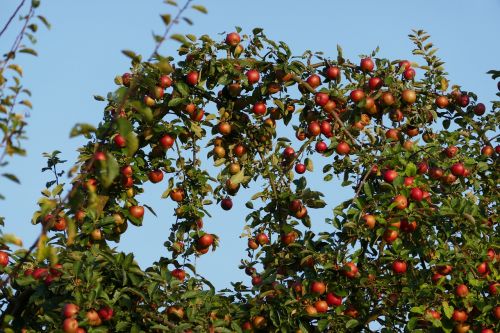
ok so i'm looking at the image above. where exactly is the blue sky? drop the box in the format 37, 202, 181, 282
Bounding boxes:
1, 0, 499, 289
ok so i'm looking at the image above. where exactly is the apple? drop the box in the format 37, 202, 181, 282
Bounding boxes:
363, 214, 376, 229
170, 188, 185, 202
315, 141, 327, 153
32, 267, 48, 280
455, 284, 469, 297
221, 197, 233, 210
143, 95, 155, 107
404, 176, 414, 186
113, 134, 126, 148
198, 234, 214, 249
402, 89, 416, 104
314, 300, 329, 313
310, 281, 326, 295
325, 66, 340, 80
245, 69, 260, 84
454, 323, 470, 333
403, 68, 416, 80
444, 146, 458, 158
336, 141, 350, 155
62, 318, 79, 333
493, 306, 500, 320
399, 60, 411, 70
452, 309, 468, 322
289, 199, 302, 212
251, 275, 262, 286
252, 102, 267, 115
392, 260, 407, 274
94, 151, 106, 161
63, 303, 80, 318
326, 292, 342, 307
360, 57, 374, 72
417, 161, 429, 174
458, 94, 470, 107
429, 167, 444, 180
393, 194, 408, 210
218, 122, 232, 136
295, 163, 306, 174
97, 306, 113, 321
148, 170, 164, 184
159, 75, 172, 88
435, 95, 449, 109
425, 309, 441, 320
186, 71, 199, 86
400, 219, 417, 233
283, 146, 295, 159
344, 308, 359, 318
410, 187, 423, 201
385, 129, 400, 140
489, 282, 499, 295
450, 163, 465, 177
315, 92, 329, 106
247, 239, 258, 250
381, 92, 395, 106
350, 89, 365, 103
306, 74, 321, 88
383, 229, 399, 243
225, 32, 241, 47
474, 102, 486, 115
481, 145, 494, 157
171, 268, 186, 281
86, 309, 102, 326
252, 316, 266, 329
323, 100, 336, 114
120, 165, 133, 178
481, 329, 494, 333
344, 262, 358, 279
368, 77, 382, 90
308, 121, 321, 136
166, 306, 185, 320
129, 205, 144, 219
477, 262, 489, 276
256, 233, 269, 245
281, 232, 297, 245
121, 73, 132, 87
383, 169, 398, 183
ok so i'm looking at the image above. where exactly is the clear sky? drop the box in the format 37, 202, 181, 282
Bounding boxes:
1, 0, 499, 290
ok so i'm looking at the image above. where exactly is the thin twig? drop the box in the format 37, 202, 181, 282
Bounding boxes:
0, 0, 26, 38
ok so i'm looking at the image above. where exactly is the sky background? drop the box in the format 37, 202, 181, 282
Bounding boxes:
1, 0, 499, 290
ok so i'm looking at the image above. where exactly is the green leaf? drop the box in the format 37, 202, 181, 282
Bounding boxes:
405, 162, 417, 176
171, 34, 189, 45
2, 173, 20, 184
37, 15, 51, 29
19, 48, 38, 56
346, 319, 359, 329
125, 132, 139, 157
305, 157, 313, 172
230, 170, 245, 185
160, 14, 171, 25
69, 123, 96, 138
192, 5, 208, 14
174, 82, 190, 97
99, 153, 119, 188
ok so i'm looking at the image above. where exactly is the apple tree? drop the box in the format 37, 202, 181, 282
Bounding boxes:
0, 3, 499, 333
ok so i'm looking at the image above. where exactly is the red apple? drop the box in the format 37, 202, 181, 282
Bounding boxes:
246, 69, 260, 84
308, 121, 321, 136
326, 292, 342, 307
315, 92, 329, 106
336, 141, 350, 155
325, 66, 340, 80
256, 233, 270, 246
315, 141, 327, 153
221, 197, 233, 210
113, 134, 126, 148
410, 187, 423, 201
392, 260, 407, 274
295, 163, 306, 174
186, 71, 199, 86
86, 309, 102, 326
171, 268, 186, 281
159, 75, 172, 88
252, 102, 267, 115
383, 169, 398, 182
97, 306, 114, 321
368, 77, 383, 90
306, 74, 321, 88
63, 303, 80, 318
360, 58, 374, 72
129, 205, 144, 219
310, 281, 326, 295
474, 103, 486, 115
403, 68, 416, 80
350, 89, 365, 103
314, 300, 328, 313
62, 318, 79, 333
198, 234, 214, 249
148, 170, 164, 183
344, 262, 358, 279
455, 284, 469, 297
452, 309, 468, 322
450, 163, 465, 177
393, 195, 408, 210
225, 32, 241, 47
0, 251, 9, 267
159, 134, 175, 149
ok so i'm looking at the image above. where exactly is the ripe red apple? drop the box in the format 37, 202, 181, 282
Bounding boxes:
113, 134, 126, 148
225, 32, 241, 47
159, 75, 172, 88
256, 233, 270, 245
289, 199, 302, 213
62, 318, 79, 333
474, 102, 486, 115
129, 205, 144, 219
148, 170, 164, 183
234, 144, 247, 157
326, 292, 342, 307
403, 176, 414, 186
218, 122, 232, 136
315, 141, 327, 153
383, 169, 398, 183
402, 89, 416, 104
283, 146, 295, 159
306, 74, 321, 88
429, 167, 444, 180
198, 234, 214, 249
336, 141, 350, 155
381, 92, 395, 106
246, 69, 260, 84
425, 309, 441, 320
400, 219, 417, 233
251, 275, 262, 286
363, 214, 376, 229
410, 187, 423, 201
383, 229, 399, 243
186, 71, 199, 86
159, 134, 175, 149
0, 251, 9, 267
325, 66, 340, 80
171, 268, 186, 281
295, 163, 306, 174
494, 306, 500, 320
403, 68, 416, 80
455, 284, 469, 297
458, 94, 470, 107
315, 92, 329, 106
452, 309, 468, 322
63, 303, 80, 318
170, 188, 185, 202
481, 329, 494, 333
252, 102, 267, 115
308, 121, 321, 136
94, 151, 106, 161
314, 300, 329, 313
392, 260, 407, 274
393, 194, 408, 210
32, 267, 48, 280
432, 273, 444, 284
350, 89, 365, 103
360, 57, 374, 72
477, 262, 489, 276
221, 197, 233, 210
481, 145, 494, 157
86, 309, 102, 326
368, 77, 382, 90
488, 282, 499, 295
344, 262, 358, 279
121, 73, 132, 87
450, 163, 465, 177
310, 281, 326, 295
417, 161, 429, 174
247, 239, 259, 250
97, 306, 113, 321
281, 231, 297, 245
399, 60, 411, 70
435, 96, 449, 109
385, 129, 400, 140
444, 146, 458, 158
